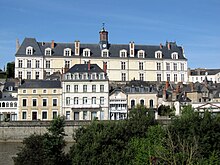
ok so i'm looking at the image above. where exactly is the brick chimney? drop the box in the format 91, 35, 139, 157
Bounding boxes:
167, 42, 171, 50
103, 62, 107, 74
88, 60, 91, 71
75, 40, 80, 56
51, 40, 55, 49
129, 41, 135, 57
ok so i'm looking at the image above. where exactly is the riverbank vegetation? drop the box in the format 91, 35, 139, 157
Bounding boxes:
15, 105, 220, 164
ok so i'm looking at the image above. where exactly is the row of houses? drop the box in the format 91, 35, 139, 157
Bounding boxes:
1, 62, 220, 121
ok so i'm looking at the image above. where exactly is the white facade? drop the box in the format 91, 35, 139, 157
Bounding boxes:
0, 99, 18, 121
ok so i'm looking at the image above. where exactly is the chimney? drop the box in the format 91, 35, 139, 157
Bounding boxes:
129, 41, 135, 57
159, 43, 163, 49
16, 38, 20, 53
103, 62, 107, 74
88, 60, 91, 71
167, 42, 171, 50
75, 40, 80, 56
51, 40, 55, 49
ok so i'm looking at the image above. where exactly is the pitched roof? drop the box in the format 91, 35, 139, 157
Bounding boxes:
16, 37, 186, 60
19, 80, 61, 88
190, 69, 220, 76
66, 64, 103, 73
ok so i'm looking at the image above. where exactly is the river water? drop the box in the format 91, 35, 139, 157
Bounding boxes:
0, 142, 74, 165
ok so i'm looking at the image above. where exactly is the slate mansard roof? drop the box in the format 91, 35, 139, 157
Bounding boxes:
19, 80, 62, 88
16, 36, 186, 60
190, 69, 220, 76
66, 64, 104, 74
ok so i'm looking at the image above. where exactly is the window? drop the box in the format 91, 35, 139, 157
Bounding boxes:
121, 62, 126, 70
120, 50, 127, 57
43, 89, 47, 93
166, 63, 170, 71
53, 111, 58, 119
27, 71, 31, 79
102, 49, 109, 57
131, 100, 135, 108
167, 74, 170, 81
74, 85, 78, 92
26, 46, 33, 55
83, 111, 87, 120
155, 51, 162, 58
140, 99, 144, 105
100, 97, 104, 105
23, 99, 27, 107
83, 85, 87, 92
66, 85, 70, 92
66, 97, 70, 105
42, 99, 47, 107
100, 85, 104, 92
66, 111, 70, 120
27, 60, 31, 68
2, 102, 5, 107
138, 50, 145, 58
42, 111, 47, 120
18, 60, 23, 68
149, 99, 154, 108
83, 48, 90, 57
45, 48, 51, 56
74, 97, 78, 105
173, 63, 177, 71
46, 61, 50, 69
23, 90, 26, 93
18, 71, 22, 79
171, 52, 178, 59
91, 112, 97, 120
10, 102, 13, 107
174, 74, 177, 82
53, 89, 56, 93
140, 73, 144, 81
83, 97, 88, 104
35, 72, 39, 79
36, 60, 40, 68
92, 85, 96, 92
32, 99, 37, 107
157, 63, 161, 70
139, 62, 143, 70
122, 73, 126, 81
22, 111, 27, 119
65, 61, 70, 69
46, 72, 50, 76
181, 63, 184, 71
64, 48, 71, 56
157, 74, 161, 82
181, 74, 184, 82
92, 97, 96, 104
53, 99, 57, 106
33, 89, 36, 93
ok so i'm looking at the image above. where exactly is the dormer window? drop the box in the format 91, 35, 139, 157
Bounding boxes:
83, 48, 91, 57
155, 51, 162, 59
64, 48, 71, 56
26, 46, 33, 55
102, 49, 109, 57
171, 52, 178, 59
45, 48, 52, 56
120, 49, 127, 58
8, 86, 13, 91
138, 50, 145, 58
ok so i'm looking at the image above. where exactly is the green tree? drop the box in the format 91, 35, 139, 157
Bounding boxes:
14, 116, 69, 165
6, 62, 15, 78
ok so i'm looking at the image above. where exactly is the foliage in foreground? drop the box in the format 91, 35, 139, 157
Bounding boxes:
14, 116, 69, 165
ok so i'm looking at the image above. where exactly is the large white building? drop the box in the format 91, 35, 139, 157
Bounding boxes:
15, 28, 188, 83
62, 63, 109, 120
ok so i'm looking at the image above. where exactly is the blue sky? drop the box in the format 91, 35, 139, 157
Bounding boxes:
0, 0, 220, 70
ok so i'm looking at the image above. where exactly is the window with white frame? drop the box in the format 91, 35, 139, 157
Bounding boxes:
171, 52, 178, 59
74, 97, 78, 105
43, 89, 47, 93
18, 60, 23, 68
46, 61, 50, 68
157, 74, 161, 82
166, 63, 170, 71
74, 85, 78, 92
42, 111, 47, 120
83, 85, 87, 92
92, 97, 96, 104
22, 99, 27, 107
138, 50, 145, 58
120, 50, 127, 58
102, 49, 109, 57
35, 72, 39, 79
33, 89, 36, 93
65, 61, 70, 69
22, 111, 27, 119
155, 51, 162, 58
32, 99, 37, 107
100, 97, 104, 105
181, 74, 184, 82
181, 63, 184, 71
122, 73, 126, 81
174, 74, 178, 82
64, 48, 71, 56
26, 46, 33, 55
83, 97, 88, 104
157, 63, 161, 70
66, 85, 70, 92
173, 63, 177, 71
27, 60, 31, 68
66, 97, 70, 105
27, 72, 31, 79
83, 48, 91, 57
167, 74, 170, 81
139, 62, 143, 70
18, 71, 22, 79
36, 60, 40, 68
100, 85, 104, 92
52, 111, 58, 119
53, 99, 57, 106
140, 73, 144, 81
45, 48, 52, 56
42, 98, 47, 107
92, 85, 96, 92
121, 61, 126, 70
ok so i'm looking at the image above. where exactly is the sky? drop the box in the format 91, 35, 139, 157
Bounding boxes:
0, 0, 220, 70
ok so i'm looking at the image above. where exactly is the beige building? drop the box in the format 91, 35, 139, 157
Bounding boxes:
15, 28, 188, 83
17, 80, 62, 120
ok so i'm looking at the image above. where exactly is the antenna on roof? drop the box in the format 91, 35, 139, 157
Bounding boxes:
102, 22, 105, 31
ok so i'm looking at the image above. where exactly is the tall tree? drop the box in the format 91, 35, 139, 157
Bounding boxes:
6, 62, 15, 78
